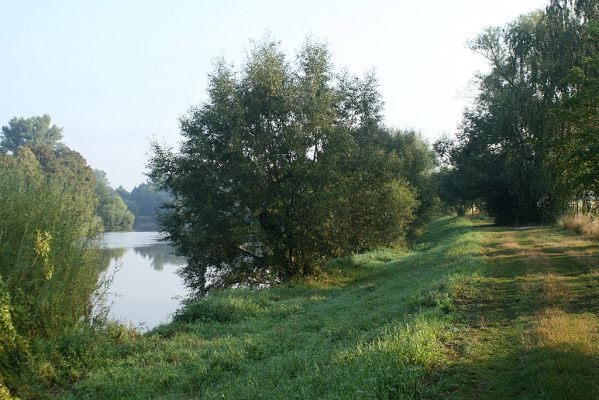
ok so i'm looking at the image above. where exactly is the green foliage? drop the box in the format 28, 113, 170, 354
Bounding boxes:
0, 146, 103, 395
440, 0, 599, 224
432, 135, 473, 216
7, 217, 598, 399
94, 170, 134, 232
551, 10, 599, 197
172, 293, 264, 324
385, 129, 439, 228
0, 114, 63, 154
149, 39, 420, 293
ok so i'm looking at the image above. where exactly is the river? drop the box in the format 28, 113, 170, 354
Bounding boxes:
102, 231, 188, 329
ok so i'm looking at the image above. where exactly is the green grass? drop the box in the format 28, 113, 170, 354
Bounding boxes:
16, 216, 599, 399
48, 217, 479, 399
437, 224, 599, 399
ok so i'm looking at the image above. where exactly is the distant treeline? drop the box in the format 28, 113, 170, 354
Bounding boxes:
93, 173, 171, 232
117, 183, 172, 231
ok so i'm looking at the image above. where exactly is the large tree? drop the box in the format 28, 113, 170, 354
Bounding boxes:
545, 0, 599, 200
150, 39, 418, 293
443, 0, 598, 224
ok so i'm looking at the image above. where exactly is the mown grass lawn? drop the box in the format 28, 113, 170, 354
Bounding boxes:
440, 223, 599, 399
53, 217, 598, 399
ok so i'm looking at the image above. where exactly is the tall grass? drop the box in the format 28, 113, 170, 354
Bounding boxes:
0, 148, 104, 397
558, 213, 599, 237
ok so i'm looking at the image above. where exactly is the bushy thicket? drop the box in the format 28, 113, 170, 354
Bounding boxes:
559, 212, 599, 237
0, 147, 103, 396
150, 39, 435, 294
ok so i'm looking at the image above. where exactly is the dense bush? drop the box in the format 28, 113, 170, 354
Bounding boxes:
559, 213, 599, 237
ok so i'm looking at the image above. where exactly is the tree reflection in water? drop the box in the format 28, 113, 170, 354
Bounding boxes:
133, 243, 186, 271
99, 247, 126, 272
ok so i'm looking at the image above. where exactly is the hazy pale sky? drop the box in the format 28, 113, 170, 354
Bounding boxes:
1, 0, 548, 189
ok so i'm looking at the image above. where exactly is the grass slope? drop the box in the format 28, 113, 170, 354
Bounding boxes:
55, 217, 598, 399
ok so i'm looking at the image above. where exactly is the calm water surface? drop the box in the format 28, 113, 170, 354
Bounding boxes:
102, 232, 188, 329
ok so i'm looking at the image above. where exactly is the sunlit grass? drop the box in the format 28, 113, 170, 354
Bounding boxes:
46, 217, 480, 399
439, 223, 599, 400
15, 216, 599, 399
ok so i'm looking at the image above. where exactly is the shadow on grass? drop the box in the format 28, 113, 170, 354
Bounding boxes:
434, 338, 599, 400
430, 222, 599, 400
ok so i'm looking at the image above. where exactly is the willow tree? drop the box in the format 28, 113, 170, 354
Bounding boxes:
149, 40, 418, 293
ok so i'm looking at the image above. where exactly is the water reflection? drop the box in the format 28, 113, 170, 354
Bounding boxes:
133, 243, 185, 271
99, 247, 126, 272
101, 232, 188, 329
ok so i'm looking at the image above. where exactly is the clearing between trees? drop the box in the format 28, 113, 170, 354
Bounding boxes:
56, 217, 598, 399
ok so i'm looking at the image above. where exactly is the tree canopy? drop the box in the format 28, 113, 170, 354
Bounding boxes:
436, 0, 599, 224
150, 39, 424, 293
0, 114, 63, 153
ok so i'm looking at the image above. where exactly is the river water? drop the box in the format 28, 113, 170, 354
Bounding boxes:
102, 232, 188, 329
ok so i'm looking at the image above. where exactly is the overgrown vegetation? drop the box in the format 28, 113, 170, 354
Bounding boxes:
0, 147, 104, 397
559, 212, 599, 237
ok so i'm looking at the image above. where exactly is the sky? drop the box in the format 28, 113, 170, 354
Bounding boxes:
0, 0, 548, 189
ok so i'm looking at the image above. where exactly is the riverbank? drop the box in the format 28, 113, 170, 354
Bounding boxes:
9, 216, 599, 399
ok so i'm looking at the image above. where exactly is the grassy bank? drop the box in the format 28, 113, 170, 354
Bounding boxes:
53, 216, 480, 399
19, 216, 599, 399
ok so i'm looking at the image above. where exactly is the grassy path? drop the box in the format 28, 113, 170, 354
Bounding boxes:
50, 217, 599, 399
441, 223, 599, 399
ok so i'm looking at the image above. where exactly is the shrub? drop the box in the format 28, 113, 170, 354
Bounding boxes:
172, 292, 264, 324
